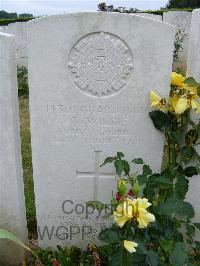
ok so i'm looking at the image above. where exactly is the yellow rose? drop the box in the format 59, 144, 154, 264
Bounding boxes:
113, 198, 155, 229
171, 72, 185, 87
123, 240, 138, 253
149, 90, 166, 110
135, 198, 155, 229
136, 208, 155, 229
168, 95, 178, 113
113, 199, 134, 228
174, 97, 190, 115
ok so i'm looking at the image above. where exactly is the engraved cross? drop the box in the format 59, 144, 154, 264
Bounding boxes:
76, 151, 115, 201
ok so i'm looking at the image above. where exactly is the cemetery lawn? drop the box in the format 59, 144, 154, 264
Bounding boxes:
19, 97, 36, 226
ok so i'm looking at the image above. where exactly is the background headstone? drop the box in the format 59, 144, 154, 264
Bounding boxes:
0, 32, 27, 265
163, 11, 192, 74
186, 9, 200, 235
135, 13, 162, 21
187, 9, 200, 81
4, 22, 28, 67
28, 12, 175, 248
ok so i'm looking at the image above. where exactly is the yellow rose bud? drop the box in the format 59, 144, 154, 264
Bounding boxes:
132, 181, 140, 196
117, 179, 127, 195
123, 240, 138, 253
171, 72, 185, 87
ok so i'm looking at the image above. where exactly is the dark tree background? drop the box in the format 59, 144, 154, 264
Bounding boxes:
98, 3, 138, 13
0, 10, 33, 19
167, 0, 200, 8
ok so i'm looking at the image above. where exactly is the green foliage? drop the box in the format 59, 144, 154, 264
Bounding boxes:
30, 245, 105, 265
0, 17, 35, 26
97, 2, 193, 15
173, 29, 187, 65
0, 229, 31, 253
0, 10, 18, 19
17, 66, 29, 97
0, 10, 33, 21
167, 0, 200, 8
92, 75, 200, 265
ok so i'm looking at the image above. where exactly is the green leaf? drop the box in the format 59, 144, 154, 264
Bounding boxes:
178, 202, 195, 219
186, 223, 195, 238
197, 86, 200, 97
160, 239, 174, 253
149, 110, 172, 133
132, 158, 144, 164
137, 174, 147, 185
122, 160, 130, 176
184, 166, 198, 177
114, 159, 124, 176
157, 194, 183, 215
87, 201, 106, 211
100, 157, 115, 167
117, 152, 124, 158
180, 146, 195, 163
147, 250, 158, 266
194, 223, 200, 230
108, 246, 133, 266
0, 229, 33, 254
170, 131, 183, 144
143, 164, 152, 176
99, 228, 120, 244
184, 77, 199, 87
185, 129, 199, 146
169, 242, 188, 266
175, 174, 189, 198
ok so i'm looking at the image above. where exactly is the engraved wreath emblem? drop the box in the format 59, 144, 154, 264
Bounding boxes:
68, 32, 133, 97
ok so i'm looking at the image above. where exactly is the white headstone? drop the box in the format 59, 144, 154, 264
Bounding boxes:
28, 12, 175, 248
163, 11, 192, 73
186, 9, 200, 232
136, 13, 162, 21
4, 22, 28, 67
187, 9, 200, 81
0, 33, 27, 265
0, 26, 8, 32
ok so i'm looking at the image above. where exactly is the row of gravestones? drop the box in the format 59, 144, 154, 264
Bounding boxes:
0, 11, 193, 72
0, 11, 199, 265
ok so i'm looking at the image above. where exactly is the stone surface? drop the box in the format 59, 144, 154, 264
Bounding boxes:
163, 11, 192, 73
4, 22, 28, 67
187, 9, 200, 81
28, 12, 175, 248
186, 9, 200, 235
0, 33, 27, 265
135, 13, 162, 21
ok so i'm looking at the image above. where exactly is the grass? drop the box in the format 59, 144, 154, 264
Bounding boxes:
19, 97, 36, 227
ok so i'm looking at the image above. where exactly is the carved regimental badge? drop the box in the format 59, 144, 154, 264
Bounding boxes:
174, 15, 188, 30
68, 32, 133, 97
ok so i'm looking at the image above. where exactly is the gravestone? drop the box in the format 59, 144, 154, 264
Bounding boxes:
4, 22, 28, 67
0, 33, 27, 265
0, 26, 8, 32
136, 13, 162, 21
186, 9, 200, 233
187, 9, 200, 81
28, 12, 175, 248
163, 11, 192, 73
